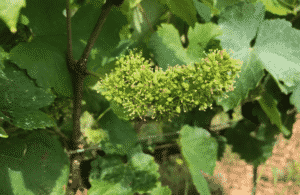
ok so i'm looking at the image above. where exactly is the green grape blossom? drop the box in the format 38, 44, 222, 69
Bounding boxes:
96, 49, 242, 122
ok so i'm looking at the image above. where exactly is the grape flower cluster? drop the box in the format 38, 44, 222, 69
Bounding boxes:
96, 49, 242, 122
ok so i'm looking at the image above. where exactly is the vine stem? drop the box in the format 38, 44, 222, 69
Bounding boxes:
252, 165, 258, 195
65, 0, 114, 194
66, 118, 242, 155
136, 3, 155, 33
96, 107, 111, 122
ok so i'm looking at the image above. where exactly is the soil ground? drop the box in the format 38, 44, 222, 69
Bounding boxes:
213, 113, 300, 195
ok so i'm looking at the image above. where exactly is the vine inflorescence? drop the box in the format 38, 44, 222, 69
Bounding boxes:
96, 49, 242, 122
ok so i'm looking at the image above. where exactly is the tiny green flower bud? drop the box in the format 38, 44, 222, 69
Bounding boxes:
96, 49, 242, 122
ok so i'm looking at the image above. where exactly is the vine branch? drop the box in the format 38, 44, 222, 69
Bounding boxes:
78, 1, 113, 67
137, 3, 155, 33
65, 0, 114, 194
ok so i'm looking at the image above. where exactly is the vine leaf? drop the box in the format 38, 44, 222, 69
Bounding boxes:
255, 19, 300, 93
12, 110, 56, 130
149, 23, 222, 71
225, 119, 277, 167
20, 0, 66, 36
258, 91, 290, 136
216, 2, 266, 111
0, 130, 70, 194
194, 1, 212, 22
10, 36, 73, 97
217, 2, 300, 113
0, 63, 55, 130
98, 109, 138, 156
80, 111, 108, 145
159, 0, 197, 27
89, 145, 160, 194
0, 0, 26, 33
179, 125, 218, 195
133, 6, 143, 33
262, 0, 298, 15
